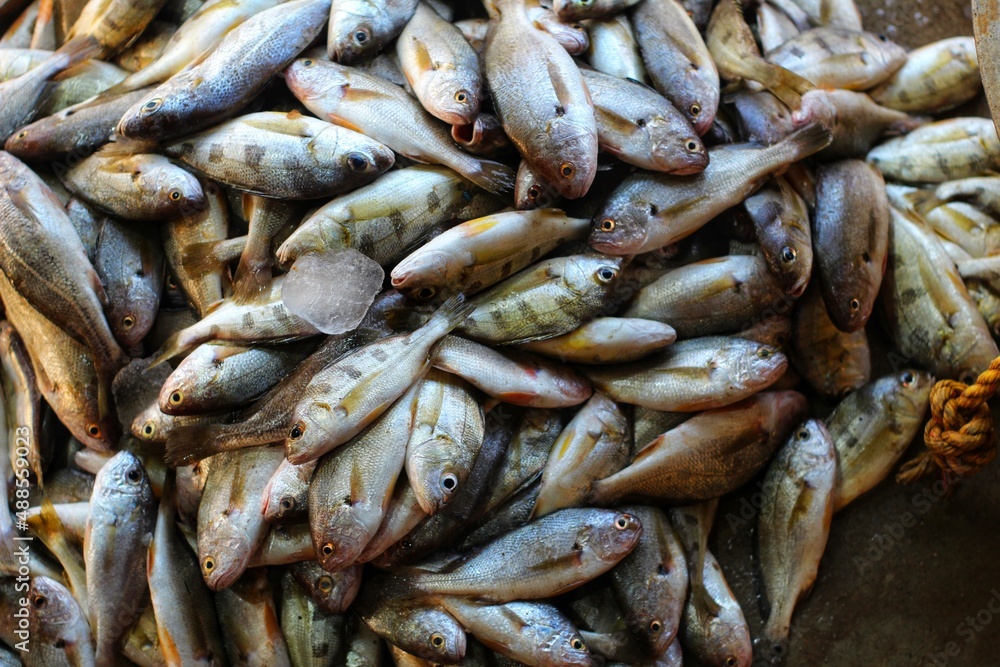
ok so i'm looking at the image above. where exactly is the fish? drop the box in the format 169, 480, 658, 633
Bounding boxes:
584, 14, 647, 82
456, 255, 624, 345
706, 0, 814, 109
94, 217, 163, 351
757, 0, 801, 53
450, 112, 513, 157
589, 391, 808, 504
680, 550, 752, 667
554, 0, 639, 20
286, 295, 471, 464
277, 165, 502, 269
623, 255, 787, 340
327, 0, 417, 63
147, 474, 228, 667
61, 148, 206, 221
440, 597, 596, 667
0, 322, 43, 484
396, 1, 480, 125
406, 369, 485, 515
881, 208, 999, 383
67, 0, 167, 57
285, 58, 514, 194
768, 27, 906, 89
533, 391, 630, 518
357, 593, 466, 664
307, 383, 418, 571
113, 20, 175, 73
392, 507, 642, 602
743, 176, 812, 297
812, 159, 889, 333
517, 317, 677, 365
792, 285, 871, 397
390, 209, 592, 297
229, 195, 301, 304
590, 123, 831, 254
583, 336, 788, 412
481, 0, 597, 198
215, 568, 292, 666
261, 457, 316, 524
162, 111, 395, 200
197, 444, 284, 590
610, 505, 688, 655
631, 0, 719, 135
581, 69, 708, 174
867, 117, 1000, 183
758, 418, 836, 654
117, 0, 331, 140
279, 571, 346, 667
26, 576, 96, 667
871, 37, 980, 114
289, 560, 362, 613
84, 451, 157, 665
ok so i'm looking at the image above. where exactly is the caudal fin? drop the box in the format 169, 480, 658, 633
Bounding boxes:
746, 58, 815, 109
428, 294, 475, 334
463, 159, 516, 195
164, 423, 228, 466
779, 122, 832, 162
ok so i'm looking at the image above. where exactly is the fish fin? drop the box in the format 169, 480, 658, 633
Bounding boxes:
181, 239, 230, 276
328, 114, 365, 134
97, 138, 159, 156
410, 36, 435, 72
150, 332, 188, 367
462, 159, 515, 194
904, 189, 943, 215
341, 85, 391, 104
740, 58, 814, 109
885, 114, 929, 137
780, 122, 832, 160
53, 35, 100, 67
231, 263, 273, 304
692, 579, 723, 617
432, 293, 475, 333
547, 59, 577, 117
163, 423, 225, 466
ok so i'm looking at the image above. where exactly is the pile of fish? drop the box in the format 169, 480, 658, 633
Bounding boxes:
0, 0, 995, 664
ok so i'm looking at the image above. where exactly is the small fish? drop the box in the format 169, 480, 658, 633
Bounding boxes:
812, 159, 890, 333
792, 285, 871, 397
357, 593, 466, 664
215, 568, 292, 666
328, 0, 417, 63
260, 457, 316, 524
84, 451, 157, 665
828, 370, 933, 511
871, 36, 980, 113
680, 550, 752, 667
867, 117, 1000, 183
279, 571, 346, 667
584, 13, 647, 82
290, 560, 362, 613
26, 576, 96, 667
768, 27, 906, 89
517, 317, 677, 365
744, 176, 812, 297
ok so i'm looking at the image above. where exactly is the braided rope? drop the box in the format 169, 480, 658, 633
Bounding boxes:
897, 357, 1000, 484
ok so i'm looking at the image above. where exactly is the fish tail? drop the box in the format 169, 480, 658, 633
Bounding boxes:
463, 159, 516, 195
779, 122, 832, 161
428, 294, 475, 336
231, 246, 274, 305
181, 239, 235, 276
163, 423, 227, 467
53, 35, 100, 68
150, 331, 190, 367
745, 59, 815, 110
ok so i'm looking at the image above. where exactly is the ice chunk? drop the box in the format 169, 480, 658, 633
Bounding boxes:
281, 249, 384, 334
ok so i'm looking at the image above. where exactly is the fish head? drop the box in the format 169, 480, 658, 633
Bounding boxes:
707, 619, 754, 667
786, 419, 836, 471
328, 6, 382, 63
132, 403, 168, 442
4, 125, 44, 158
326, 128, 396, 180
117, 87, 188, 140
284, 402, 340, 464
565, 255, 624, 296
675, 69, 720, 137
514, 160, 557, 210
745, 344, 788, 385
589, 195, 650, 255
588, 510, 643, 562
198, 518, 252, 591
146, 163, 205, 217
869, 34, 908, 76
648, 120, 709, 175
94, 451, 153, 503
888, 369, 934, 423
311, 506, 370, 572
391, 251, 453, 292
408, 606, 467, 663
28, 576, 80, 630
285, 58, 348, 102
292, 561, 362, 613
409, 437, 465, 514
549, 630, 597, 667
423, 75, 481, 126
543, 117, 598, 199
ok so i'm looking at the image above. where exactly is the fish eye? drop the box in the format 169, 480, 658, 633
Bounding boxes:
614, 515, 630, 530
597, 267, 617, 283
317, 576, 333, 593
849, 298, 860, 311
302, 59, 314, 67
431, 633, 445, 648
346, 152, 370, 172
689, 103, 702, 117
203, 557, 215, 572
649, 203, 659, 216
877, 33, 888, 41
780, 246, 797, 263
31, 594, 47, 609
599, 218, 615, 232
417, 287, 436, 300
321, 542, 335, 556
797, 428, 810, 440
122, 315, 136, 329
571, 23, 583, 30
454, 90, 469, 103
560, 162, 575, 178
571, 637, 586, 650
961, 372, 976, 384
354, 29, 370, 45
87, 423, 102, 438
441, 473, 458, 493
289, 422, 305, 440
169, 189, 182, 201
125, 466, 142, 484
685, 139, 699, 151
142, 422, 155, 438
901, 371, 915, 386
169, 391, 183, 406
636, 118, 647, 127
725, 657, 738, 667
757, 347, 772, 359
280, 497, 295, 511
142, 98, 163, 113
650, 619, 663, 633
527, 185, 542, 200
15, 131, 25, 139
401, 539, 413, 550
